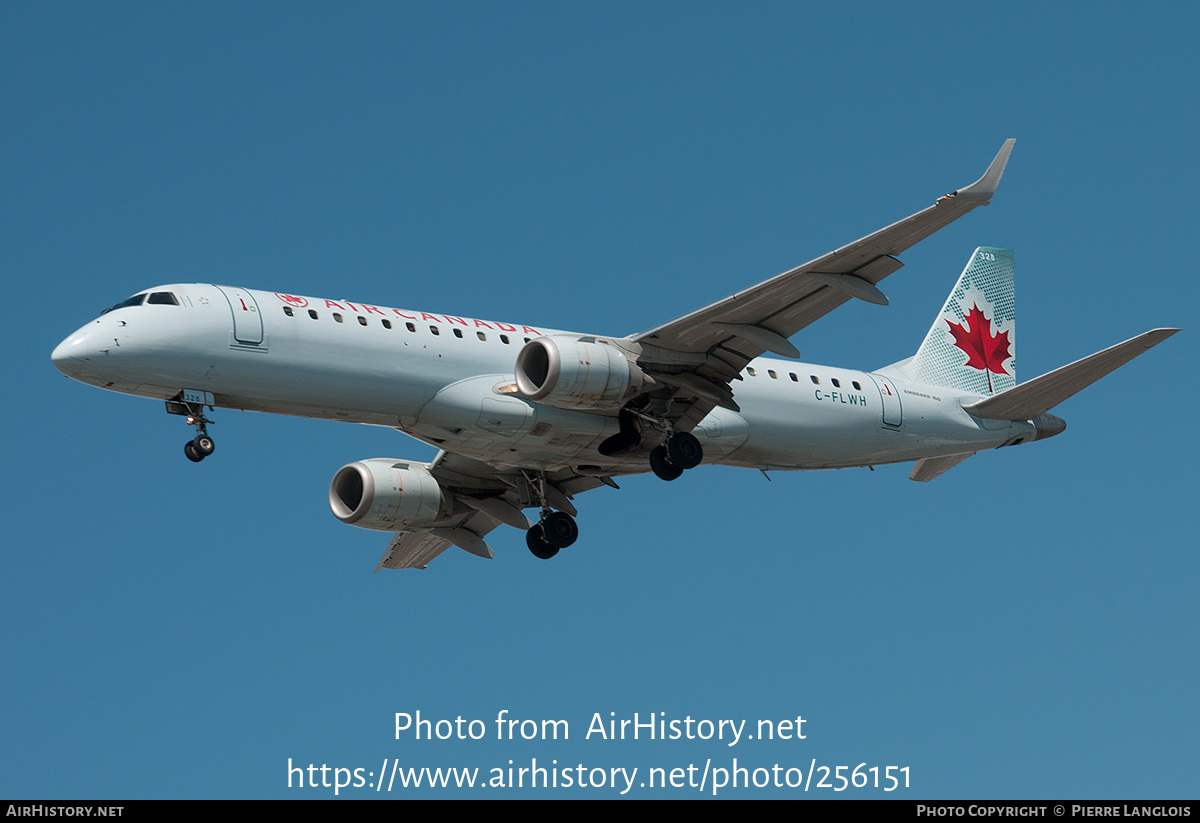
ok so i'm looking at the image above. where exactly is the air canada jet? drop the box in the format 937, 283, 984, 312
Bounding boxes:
51, 140, 1177, 570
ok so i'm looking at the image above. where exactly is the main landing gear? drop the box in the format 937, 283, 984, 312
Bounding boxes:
526, 511, 578, 560
649, 431, 702, 482
599, 403, 706, 483
524, 472, 579, 560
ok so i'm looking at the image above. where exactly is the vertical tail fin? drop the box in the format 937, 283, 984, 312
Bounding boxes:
905, 247, 1016, 395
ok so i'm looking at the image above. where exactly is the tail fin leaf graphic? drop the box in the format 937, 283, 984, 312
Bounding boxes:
905, 247, 1016, 395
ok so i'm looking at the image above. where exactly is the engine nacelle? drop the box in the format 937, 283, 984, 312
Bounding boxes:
514, 335, 647, 411
328, 460, 448, 531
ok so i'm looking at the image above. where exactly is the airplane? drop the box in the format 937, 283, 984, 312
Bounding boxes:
51, 139, 1178, 570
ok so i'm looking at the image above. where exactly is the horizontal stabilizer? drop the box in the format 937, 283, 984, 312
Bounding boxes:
910, 452, 976, 482
964, 328, 1178, 420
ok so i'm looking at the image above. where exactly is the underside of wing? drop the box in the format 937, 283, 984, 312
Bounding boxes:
373, 450, 613, 571
377, 529, 461, 571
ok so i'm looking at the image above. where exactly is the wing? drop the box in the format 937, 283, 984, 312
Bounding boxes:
376, 450, 612, 570
627, 140, 1015, 433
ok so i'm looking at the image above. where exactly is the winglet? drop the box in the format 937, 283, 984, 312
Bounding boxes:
953, 138, 1015, 200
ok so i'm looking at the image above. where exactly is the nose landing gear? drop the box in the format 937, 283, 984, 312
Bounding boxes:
184, 432, 215, 463
166, 392, 216, 463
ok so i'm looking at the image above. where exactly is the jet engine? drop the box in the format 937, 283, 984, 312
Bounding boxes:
329, 460, 449, 531
514, 335, 648, 411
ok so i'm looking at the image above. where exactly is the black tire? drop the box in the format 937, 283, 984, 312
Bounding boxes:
194, 434, 215, 456
526, 524, 559, 559
542, 511, 578, 548
649, 445, 683, 481
184, 441, 204, 462
667, 431, 703, 469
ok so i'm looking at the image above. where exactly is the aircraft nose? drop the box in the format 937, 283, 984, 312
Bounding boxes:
51, 329, 97, 380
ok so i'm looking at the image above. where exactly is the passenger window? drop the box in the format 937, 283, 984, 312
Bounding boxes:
308, 310, 319, 319
453, 328, 463, 338
832, 378, 841, 388
382, 319, 392, 329
747, 367, 757, 377
357, 316, 367, 326
477, 332, 487, 341
429, 326, 439, 335
852, 381, 862, 390
333, 313, 344, 323
500, 335, 510, 344
406, 322, 416, 332
768, 370, 778, 379
810, 375, 820, 385
283, 306, 294, 317
790, 373, 798, 382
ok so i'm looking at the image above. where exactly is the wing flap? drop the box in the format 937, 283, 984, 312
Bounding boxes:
376, 531, 455, 571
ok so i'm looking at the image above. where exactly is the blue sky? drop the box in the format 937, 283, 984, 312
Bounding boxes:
4, 2, 1197, 799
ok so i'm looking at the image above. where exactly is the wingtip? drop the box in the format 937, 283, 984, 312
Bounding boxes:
955, 138, 1016, 200
1138, 327, 1181, 350
1130, 328, 1181, 348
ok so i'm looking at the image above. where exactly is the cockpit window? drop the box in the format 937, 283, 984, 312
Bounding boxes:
146, 292, 180, 305
100, 293, 147, 314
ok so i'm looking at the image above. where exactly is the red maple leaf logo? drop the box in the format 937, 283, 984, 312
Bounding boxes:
275, 293, 308, 308
946, 304, 1011, 392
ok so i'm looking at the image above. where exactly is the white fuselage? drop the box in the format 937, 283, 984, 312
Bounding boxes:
51, 284, 1034, 475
